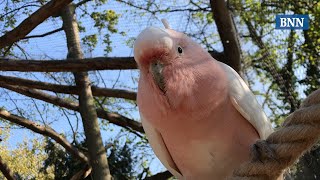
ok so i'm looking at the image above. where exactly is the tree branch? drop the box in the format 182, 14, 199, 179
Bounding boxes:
210, 0, 242, 73
0, 4, 40, 20
0, 51, 226, 72
0, 0, 73, 49
0, 84, 144, 133
0, 108, 89, 164
0, 75, 137, 100
76, 0, 92, 7
0, 57, 137, 71
22, 27, 63, 39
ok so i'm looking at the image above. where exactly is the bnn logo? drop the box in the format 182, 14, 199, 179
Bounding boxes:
275, 14, 309, 30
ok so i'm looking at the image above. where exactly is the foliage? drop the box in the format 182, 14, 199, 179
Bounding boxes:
41, 138, 137, 179
108, 142, 136, 179
0, 128, 54, 179
41, 139, 85, 179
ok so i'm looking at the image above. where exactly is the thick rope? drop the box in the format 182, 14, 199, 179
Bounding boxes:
230, 88, 320, 180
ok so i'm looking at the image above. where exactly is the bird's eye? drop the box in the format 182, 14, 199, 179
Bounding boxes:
177, 46, 183, 54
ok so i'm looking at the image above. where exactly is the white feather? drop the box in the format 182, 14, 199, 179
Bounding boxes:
218, 62, 274, 139
141, 115, 183, 179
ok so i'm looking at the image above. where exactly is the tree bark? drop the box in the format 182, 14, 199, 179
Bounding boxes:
0, 57, 137, 72
0, 51, 223, 72
0, 0, 72, 49
61, 4, 112, 179
0, 75, 136, 100
210, 0, 242, 73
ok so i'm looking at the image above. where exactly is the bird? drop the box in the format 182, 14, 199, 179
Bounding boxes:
134, 19, 273, 180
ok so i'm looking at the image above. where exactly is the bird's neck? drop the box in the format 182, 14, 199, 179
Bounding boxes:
164, 59, 229, 112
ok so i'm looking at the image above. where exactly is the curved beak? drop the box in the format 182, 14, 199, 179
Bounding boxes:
150, 61, 165, 93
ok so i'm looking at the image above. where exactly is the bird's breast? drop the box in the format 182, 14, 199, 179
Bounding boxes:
157, 97, 259, 179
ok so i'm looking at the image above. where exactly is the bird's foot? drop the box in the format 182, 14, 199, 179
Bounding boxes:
250, 140, 279, 163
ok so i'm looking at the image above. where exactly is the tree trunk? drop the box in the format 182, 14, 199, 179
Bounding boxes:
61, 3, 112, 180
210, 0, 242, 74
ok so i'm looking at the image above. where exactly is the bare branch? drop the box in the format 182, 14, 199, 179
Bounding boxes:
22, 27, 63, 39
0, 57, 137, 71
76, 0, 92, 7
0, 51, 226, 72
0, 84, 144, 133
0, 4, 41, 20
0, 108, 89, 163
0, 75, 137, 100
0, 157, 16, 180
0, 0, 73, 49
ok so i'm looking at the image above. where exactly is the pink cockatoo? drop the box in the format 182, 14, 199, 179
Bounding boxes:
134, 20, 273, 179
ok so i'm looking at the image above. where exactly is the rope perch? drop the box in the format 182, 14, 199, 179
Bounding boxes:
230, 88, 320, 179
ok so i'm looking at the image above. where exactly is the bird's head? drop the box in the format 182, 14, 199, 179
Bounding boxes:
134, 19, 223, 110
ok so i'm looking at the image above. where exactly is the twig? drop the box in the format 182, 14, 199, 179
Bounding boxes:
22, 27, 63, 39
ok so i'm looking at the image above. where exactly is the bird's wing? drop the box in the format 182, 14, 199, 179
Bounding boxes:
218, 62, 273, 139
141, 115, 183, 178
